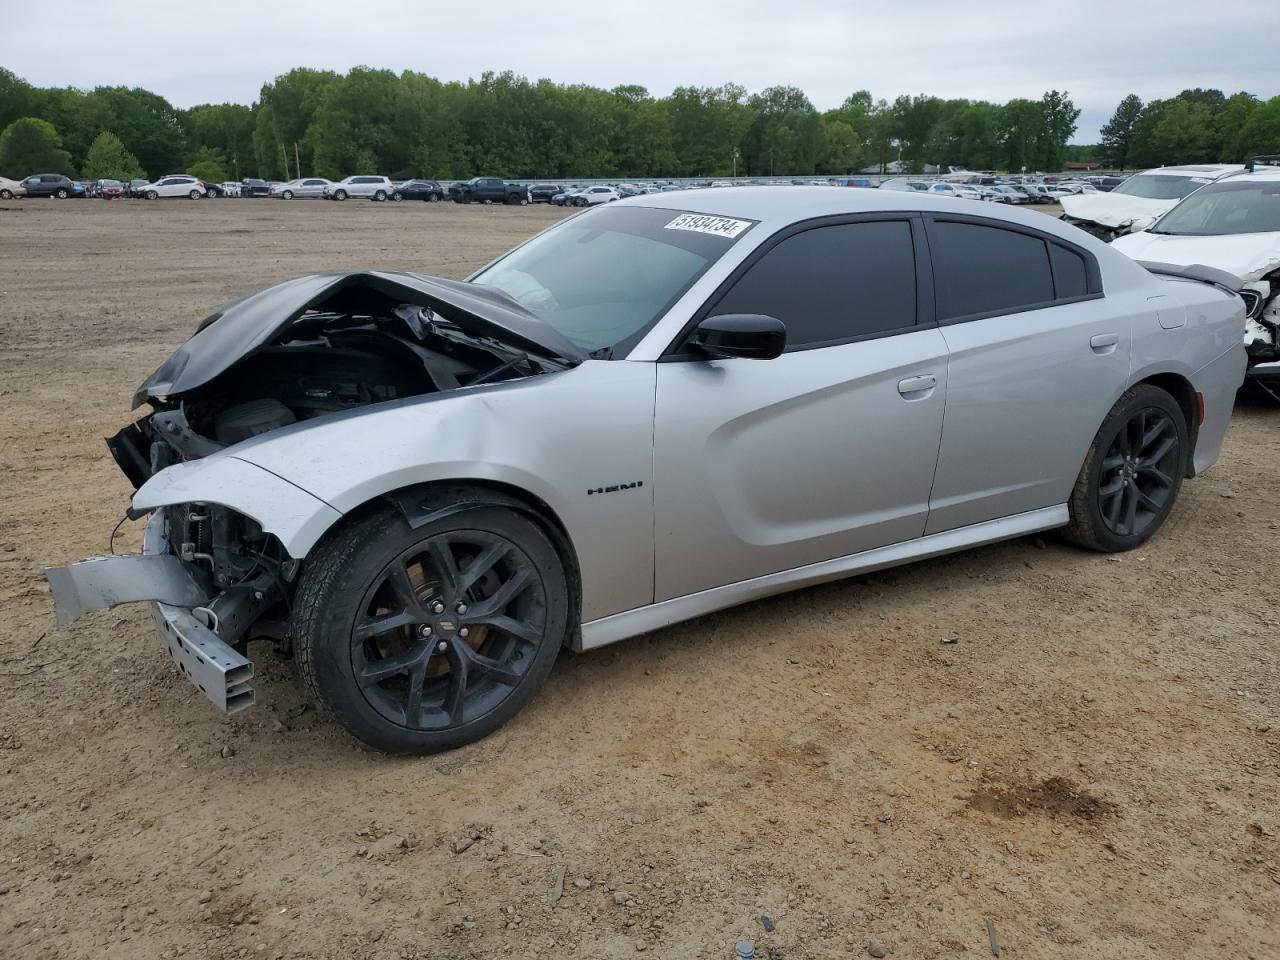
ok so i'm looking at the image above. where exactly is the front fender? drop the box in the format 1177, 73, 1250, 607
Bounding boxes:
133, 456, 342, 558
222, 360, 658, 621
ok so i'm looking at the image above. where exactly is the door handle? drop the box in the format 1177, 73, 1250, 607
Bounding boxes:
897, 375, 937, 398
1089, 333, 1119, 354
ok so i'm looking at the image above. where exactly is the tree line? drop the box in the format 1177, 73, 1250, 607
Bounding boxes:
1095, 88, 1280, 170
1, 64, 1276, 184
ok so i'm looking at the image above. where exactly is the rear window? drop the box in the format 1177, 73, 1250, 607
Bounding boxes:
931, 221, 1054, 319
1050, 244, 1089, 299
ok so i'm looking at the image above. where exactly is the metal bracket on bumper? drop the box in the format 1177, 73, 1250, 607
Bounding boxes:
45, 513, 256, 715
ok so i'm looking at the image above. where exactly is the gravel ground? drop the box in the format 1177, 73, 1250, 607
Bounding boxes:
0, 197, 1277, 960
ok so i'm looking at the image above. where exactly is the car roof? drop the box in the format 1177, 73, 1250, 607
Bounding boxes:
1145, 164, 1244, 179
614, 185, 1090, 238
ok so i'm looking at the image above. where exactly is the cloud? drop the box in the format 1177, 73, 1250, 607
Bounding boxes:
3, 0, 1277, 141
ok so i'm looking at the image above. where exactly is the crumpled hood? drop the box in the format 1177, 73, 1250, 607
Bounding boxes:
1111, 231, 1280, 283
132, 271, 587, 408
1060, 192, 1177, 231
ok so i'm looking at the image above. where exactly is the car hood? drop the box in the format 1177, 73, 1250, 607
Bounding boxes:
1111, 231, 1280, 283
1059, 192, 1177, 230
132, 271, 588, 408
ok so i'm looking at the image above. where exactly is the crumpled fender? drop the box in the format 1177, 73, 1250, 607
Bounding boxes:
1060, 192, 1175, 231
133, 456, 343, 558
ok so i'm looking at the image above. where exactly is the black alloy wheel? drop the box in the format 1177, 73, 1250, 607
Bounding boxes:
1096, 406, 1181, 538
295, 503, 568, 753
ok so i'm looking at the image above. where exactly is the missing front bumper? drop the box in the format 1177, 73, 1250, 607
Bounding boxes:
45, 513, 256, 715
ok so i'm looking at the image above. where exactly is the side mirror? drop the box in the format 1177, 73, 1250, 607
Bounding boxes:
691, 314, 786, 360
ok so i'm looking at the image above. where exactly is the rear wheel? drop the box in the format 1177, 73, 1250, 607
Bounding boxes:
1063, 384, 1187, 552
295, 503, 569, 754
189, 189, 201, 200
374, 190, 387, 201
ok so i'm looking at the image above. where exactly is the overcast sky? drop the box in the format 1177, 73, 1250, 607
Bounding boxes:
3, 0, 1277, 143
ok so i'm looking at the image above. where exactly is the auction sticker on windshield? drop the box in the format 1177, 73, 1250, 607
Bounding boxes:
664, 213, 753, 239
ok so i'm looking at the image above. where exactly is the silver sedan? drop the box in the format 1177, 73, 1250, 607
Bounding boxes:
47, 188, 1247, 754
272, 178, 333, 199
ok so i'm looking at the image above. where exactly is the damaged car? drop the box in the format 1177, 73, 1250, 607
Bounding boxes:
47, 190, 1247, 754
1061, 163, 1244, 242
1112, 157, 1280, 384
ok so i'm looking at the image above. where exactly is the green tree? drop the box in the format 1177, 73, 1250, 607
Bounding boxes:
186, 146, 229, 183
1235, 96, 1280, 159
821, 118, 859, 173
740, 85, 824, 176
1146, 100, 1217, 164
1100, 94, 1143, 169
0, 69, 37, 131
80, 131, 145, 180
0, 117, 72, 176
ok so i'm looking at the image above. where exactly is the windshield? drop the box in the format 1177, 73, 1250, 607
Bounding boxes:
1151, 180, 1280, 236
1112, 173, 1208, 201
471, 205, 753, 354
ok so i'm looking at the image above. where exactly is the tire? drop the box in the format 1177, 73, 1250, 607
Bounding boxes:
294, 501, 569, 754
1062, 384, 1188, 552
335, 190, 348, 201
282, 190, 294, 200
0, 189, 11, 199
374, 190, 387, 201
392, 192, 403, 202
147, 190, 158, 200
428, 193, 440, 202
55, 188, 69, 199
189, 190, 201, 200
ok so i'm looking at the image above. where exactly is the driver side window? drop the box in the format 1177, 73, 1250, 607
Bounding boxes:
709, 220, 918, 350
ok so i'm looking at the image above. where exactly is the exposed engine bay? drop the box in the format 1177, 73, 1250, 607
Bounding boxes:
98, 272, 577, 652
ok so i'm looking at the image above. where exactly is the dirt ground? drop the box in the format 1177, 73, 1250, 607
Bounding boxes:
1, 197, 1277, 960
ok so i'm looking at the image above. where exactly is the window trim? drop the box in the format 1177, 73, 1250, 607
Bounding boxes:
660, 212, 935, 361
920, 213, 1103, 325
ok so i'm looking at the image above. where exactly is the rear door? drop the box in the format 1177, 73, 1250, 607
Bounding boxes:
923, 215, 1131, 532
654, 216, 949, 600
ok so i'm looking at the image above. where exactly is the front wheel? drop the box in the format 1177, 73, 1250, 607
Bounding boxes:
294, 503, 569, 754
392, 192, 403, 202
55, 188, 69, 199
282, 190, 294, 200
334, 190, 348, 201
1063, 384, 1188, 552
146, 190, 158, 200
428, 193, 440, 202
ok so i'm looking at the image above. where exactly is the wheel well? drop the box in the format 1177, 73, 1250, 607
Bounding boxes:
1136, 372, 1199, 477
352, 480, 583, 645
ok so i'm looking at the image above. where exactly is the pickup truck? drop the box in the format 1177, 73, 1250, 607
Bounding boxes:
448, 177, 530, 205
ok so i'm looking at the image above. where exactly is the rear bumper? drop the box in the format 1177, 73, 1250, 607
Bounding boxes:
45, 512, 256, 714
1191, 344, 1249, 474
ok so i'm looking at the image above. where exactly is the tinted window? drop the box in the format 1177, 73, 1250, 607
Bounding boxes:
931, 221, 1054, 319
1050, 243, 1088, 299
711, 221, 916, 348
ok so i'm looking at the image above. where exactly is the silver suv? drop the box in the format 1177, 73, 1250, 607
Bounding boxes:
323, 176, 394, 201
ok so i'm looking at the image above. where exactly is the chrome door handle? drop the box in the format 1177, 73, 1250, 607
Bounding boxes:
897, 375, 937, 397
1090, 333, 1119, 354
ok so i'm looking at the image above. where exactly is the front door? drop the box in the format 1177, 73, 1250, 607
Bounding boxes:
653, 217, 948, 601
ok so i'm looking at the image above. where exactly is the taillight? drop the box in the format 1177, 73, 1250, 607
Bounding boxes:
1194, 392, 1205, 425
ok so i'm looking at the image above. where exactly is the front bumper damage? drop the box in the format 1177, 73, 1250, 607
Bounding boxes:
45, 512, 256, 714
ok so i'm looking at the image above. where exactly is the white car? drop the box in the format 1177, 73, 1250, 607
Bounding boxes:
273, 178, 333, 199
142, 175, 207, 199
1112, 161, 1280, 378
929, 182, 982, 200
569, 186, 620, 207
323, 176, 395, 201
1060, 164, 1244, 241
0, 175, 26, 199
1050, 181, 1097, 196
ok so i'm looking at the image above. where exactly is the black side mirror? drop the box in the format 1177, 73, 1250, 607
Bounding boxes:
691, 314, 786, 360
